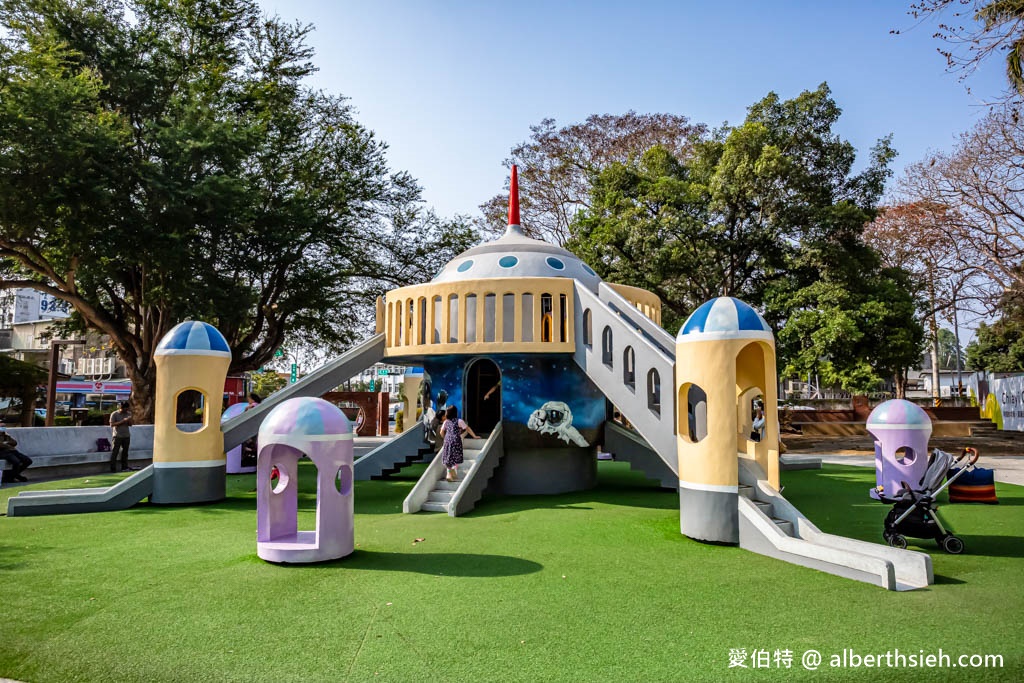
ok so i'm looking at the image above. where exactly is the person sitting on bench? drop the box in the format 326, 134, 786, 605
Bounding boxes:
0, 419, 33, 482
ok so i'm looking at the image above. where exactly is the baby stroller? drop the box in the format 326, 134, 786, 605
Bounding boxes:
875, 447, 979, 554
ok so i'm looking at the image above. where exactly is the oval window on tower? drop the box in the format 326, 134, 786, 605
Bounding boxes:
457, 260, 474, 273
546, 257, 565, 271
499, 255, 519, 268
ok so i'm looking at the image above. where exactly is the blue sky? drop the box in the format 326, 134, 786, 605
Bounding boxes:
259, 0, 1006, 219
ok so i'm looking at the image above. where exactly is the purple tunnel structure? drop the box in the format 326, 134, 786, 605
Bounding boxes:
256, 397, 355, 564
867, 399, 932, 500
222, 402, 254, 474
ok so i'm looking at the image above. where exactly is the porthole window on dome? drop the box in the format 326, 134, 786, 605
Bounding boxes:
457, 260, 474, 273
546, 257, 565, 271
499, 255, 519, 268
582, 263, 596, 276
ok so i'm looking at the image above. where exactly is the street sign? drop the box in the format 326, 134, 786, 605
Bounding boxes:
377, 368, 388, 376
274, 349, 285, 358
290, 363, 297, 383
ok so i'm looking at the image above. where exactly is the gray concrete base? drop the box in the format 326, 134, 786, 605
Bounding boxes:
680, 487, 738, 544
491, 447, 596, 495
151, 465, 225, 504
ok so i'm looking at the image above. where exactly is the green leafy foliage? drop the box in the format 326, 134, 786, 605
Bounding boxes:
568, 84, 921, 389
0, 0, 478, 419
967, 285, 1024, 371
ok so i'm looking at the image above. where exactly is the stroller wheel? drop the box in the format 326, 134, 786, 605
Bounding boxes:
888, 534, 908, 549
882, 531, 892, 542
941, 535, 965, 555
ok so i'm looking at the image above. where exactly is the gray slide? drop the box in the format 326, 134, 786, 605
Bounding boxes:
7, 466, 154, 517
222, 333, 386, 451
736, 459, 933, 591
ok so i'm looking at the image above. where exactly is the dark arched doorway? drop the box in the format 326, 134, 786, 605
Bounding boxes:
465, 358, 501, 435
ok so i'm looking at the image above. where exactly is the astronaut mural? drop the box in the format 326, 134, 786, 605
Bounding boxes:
420, 357, 600, 439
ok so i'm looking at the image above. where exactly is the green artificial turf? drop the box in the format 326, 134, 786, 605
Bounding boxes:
1, 462, 1022, 682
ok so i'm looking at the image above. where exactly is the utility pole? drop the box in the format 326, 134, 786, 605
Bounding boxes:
45, 339, 85, 426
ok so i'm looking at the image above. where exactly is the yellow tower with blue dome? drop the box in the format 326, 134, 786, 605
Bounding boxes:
152, 320, 232, 504
675, 297, 779, 543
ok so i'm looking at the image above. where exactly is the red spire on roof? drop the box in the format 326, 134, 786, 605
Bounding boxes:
508, 165, 520, 226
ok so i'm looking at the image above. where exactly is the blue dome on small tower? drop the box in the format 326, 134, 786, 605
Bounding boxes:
155, 321, 231, 356
677, 297, 772, 342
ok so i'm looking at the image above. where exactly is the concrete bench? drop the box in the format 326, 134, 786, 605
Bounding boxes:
1, 424, 199, 481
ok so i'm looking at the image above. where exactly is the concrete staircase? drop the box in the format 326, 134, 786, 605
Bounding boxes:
419, 439, 486, 513
353, 427, 432, 481
404, 426, 505, 516
738, 483, 794, 536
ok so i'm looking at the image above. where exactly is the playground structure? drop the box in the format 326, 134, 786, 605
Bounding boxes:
257, 397, 355, 564
6, 167, 936, 590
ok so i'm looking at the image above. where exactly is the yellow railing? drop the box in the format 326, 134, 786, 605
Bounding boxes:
379, 277, 576, 356
607, 283, 662, 326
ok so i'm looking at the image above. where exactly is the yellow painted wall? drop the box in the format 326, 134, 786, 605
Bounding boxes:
607, 283, 662, 326
154, 353, 230, 464
675, 336, 780, 490
381, 277, 576, 357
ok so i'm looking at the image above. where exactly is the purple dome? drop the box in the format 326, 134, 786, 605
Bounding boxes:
259, 397, 350, 440
867, 399, 932, 431
221, 401, 249, 423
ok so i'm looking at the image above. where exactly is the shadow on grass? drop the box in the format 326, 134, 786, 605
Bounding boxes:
258, 549, 543, 577
951, 534, 1024, 558
932, 574, 968, 585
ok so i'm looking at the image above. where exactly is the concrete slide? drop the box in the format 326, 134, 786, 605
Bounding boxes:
736, 458, 933, 591
222, 333, 386, 451
7, 466, 155, 517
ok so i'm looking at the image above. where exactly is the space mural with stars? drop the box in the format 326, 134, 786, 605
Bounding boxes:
421, 355, 606, 447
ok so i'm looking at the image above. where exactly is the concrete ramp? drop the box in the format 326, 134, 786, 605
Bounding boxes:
6, 466, 154, 517
222, 333, 386, 451
737, 459, 932, 591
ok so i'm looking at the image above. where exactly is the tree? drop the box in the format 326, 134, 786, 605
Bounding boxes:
773, 269, 925, 397
967, 283, 1024, 370
251, 370, 288, 399
937, 327, 967, 369
478, 112, 706, 245
0, 0, 479, 421
899, 104, 1024, 300
864, 202, 983, 401
906, 0, 1024, 98
569, 83, 903, 365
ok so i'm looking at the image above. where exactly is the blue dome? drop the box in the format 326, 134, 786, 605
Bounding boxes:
677, 297, 772, 341
155, 321, 231, 356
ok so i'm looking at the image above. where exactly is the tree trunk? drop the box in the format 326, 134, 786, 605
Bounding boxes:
123, 362, 157, 424
894, 371, 907, 399
928, 276, 941, 407
18, 387, 35, 427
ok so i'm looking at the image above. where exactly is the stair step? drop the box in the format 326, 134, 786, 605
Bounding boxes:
738, 485, 754, 499
435, 480, 461, 491
464, 439, 487, 449
427, 491, 454, 503
420, 501, 448, 513
753, 501, 773, 515
772, 518, 794, 536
